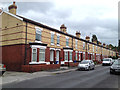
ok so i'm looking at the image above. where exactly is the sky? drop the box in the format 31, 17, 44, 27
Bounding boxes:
0, 0, 119, 46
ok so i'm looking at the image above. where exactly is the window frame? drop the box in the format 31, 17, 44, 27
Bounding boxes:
35, 27, 42, 41
66, 38, 69, 47
32, 48, 37, 62
39, 49, 45, 62
69, 52, 72, 60
57, 35, 60, 45
51, 33, 54, 45
65, 51, 68, 61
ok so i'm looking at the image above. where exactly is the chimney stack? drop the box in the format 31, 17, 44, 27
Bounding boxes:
76, 31, 81, 38
8, 1, 17, 15
60, 24, 67, 33
85, 36, 90, 41
93, 40, 97, 44
98, 42, 102, 46
103, 43, 106, 47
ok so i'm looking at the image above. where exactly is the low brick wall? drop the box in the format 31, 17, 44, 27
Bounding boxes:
64, 62, 79, 67
21, 64, 60, 73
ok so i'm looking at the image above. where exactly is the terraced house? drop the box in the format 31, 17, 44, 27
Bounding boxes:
0, 2, 116, 72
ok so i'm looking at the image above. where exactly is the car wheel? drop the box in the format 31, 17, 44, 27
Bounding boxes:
2, 71, 5, 75
110, 71, 113, 74
88, 67, 90, 71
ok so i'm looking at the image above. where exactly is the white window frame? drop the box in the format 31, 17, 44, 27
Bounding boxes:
65, 51, 68, 61
31, 48, 37, 62
35, 27, 42, 41
69, 52, 72, 61
66, 37, 69, 47
39, 49, 45, 62
30, 45, 47, 64
57, 35, 60, 45
51, 33, 54, 45
83, 42, 85, 50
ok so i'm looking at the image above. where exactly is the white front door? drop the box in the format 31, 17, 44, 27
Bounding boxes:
56, 50, 59, 61
50, 50, 54, 61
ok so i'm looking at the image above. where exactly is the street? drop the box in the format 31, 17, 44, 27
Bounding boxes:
2, 65, 120, 88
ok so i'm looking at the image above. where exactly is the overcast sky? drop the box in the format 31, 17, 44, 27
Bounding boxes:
0, 0, 119, 46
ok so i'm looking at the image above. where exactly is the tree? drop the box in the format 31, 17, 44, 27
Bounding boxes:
92, 35, 98, 42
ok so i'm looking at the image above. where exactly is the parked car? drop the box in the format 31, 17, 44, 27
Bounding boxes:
110, 60, 120, 74
78, 60, 95, 71
111, 59, 115, 64
102, 58, 112, 66
0, 63, 6, 75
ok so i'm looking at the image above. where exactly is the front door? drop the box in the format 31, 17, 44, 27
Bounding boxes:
56, 50, 59, 64
50, 50, 54, 62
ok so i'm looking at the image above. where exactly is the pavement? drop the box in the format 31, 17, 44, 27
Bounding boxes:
0, 64, 102, 86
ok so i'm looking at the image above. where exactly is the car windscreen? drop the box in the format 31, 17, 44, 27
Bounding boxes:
80, 61, 89, 64
113, 60, 120, 65
103, 59, 110, 61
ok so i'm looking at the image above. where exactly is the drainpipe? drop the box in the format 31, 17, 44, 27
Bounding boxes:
24, 22, 28, 65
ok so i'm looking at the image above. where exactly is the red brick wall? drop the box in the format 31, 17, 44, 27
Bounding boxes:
21, 64, 60, 72
85, 52, 88, 60
60, 49, 64, 61
2, 44, 26, 71
45, 47, 50, 62
72, 50, 75, 61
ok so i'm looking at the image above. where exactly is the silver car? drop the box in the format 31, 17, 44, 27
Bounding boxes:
78, 60, 95, 70
110, 60, 120, 74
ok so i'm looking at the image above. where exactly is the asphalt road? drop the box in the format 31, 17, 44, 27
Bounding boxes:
2, 65, 120, 88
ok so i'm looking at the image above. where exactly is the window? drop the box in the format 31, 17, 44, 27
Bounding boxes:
39, 49, 45, 62
57, 35, 60, 45
76, 40, 78, 49
69, 52, 72, 60
65, 52, 68, 61
66, 38, 69, 47
36, 28, 42, 41
76, 52, 77, 60
32, 48, 37, 62
96, 46, 97, 52
83, 42, 85, 50
51, 33, 54, 44
88, 44, 90, 51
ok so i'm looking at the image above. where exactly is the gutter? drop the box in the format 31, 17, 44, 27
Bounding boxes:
24, 22, 27, 65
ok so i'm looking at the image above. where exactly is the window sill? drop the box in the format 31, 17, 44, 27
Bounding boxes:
51, 43, 54, 45
29, 61, 46, 64
35, 40, 42, 43
69, 60, 73, 62
57, 44, 60, 46
66, 46, 69, 47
